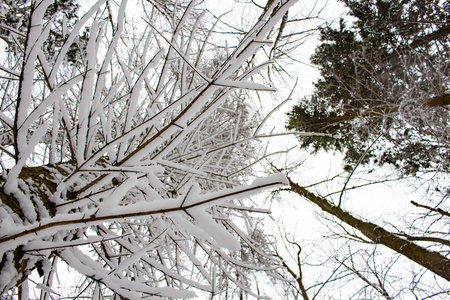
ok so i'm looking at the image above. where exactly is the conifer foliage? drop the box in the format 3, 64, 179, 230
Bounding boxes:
287, 0, 450, 175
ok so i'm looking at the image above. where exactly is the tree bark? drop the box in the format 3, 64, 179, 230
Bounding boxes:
288, 178, 450, 282
387, 24, 450, 59
306, 93, 450, 129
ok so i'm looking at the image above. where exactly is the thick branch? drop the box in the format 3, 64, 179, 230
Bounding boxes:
304, 93, 450, 129
388, 24, 450, 59
0, 175, 287, 246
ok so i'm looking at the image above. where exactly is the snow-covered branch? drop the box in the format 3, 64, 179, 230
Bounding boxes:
0, 0, 297, 297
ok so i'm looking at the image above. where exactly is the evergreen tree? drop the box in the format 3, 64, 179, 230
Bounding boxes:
0, 0, 82, 63
287, 0, 450, 175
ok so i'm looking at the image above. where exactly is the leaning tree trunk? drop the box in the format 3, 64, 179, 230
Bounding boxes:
288, 178, 450, 282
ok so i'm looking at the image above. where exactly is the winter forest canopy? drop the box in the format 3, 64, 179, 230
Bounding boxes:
0, 0, 449, 299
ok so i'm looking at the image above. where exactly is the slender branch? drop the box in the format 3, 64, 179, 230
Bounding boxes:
411, 200, 450, 218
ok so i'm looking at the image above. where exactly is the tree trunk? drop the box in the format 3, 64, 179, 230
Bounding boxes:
288, 178, 450, 282
0, 165, 61, 293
